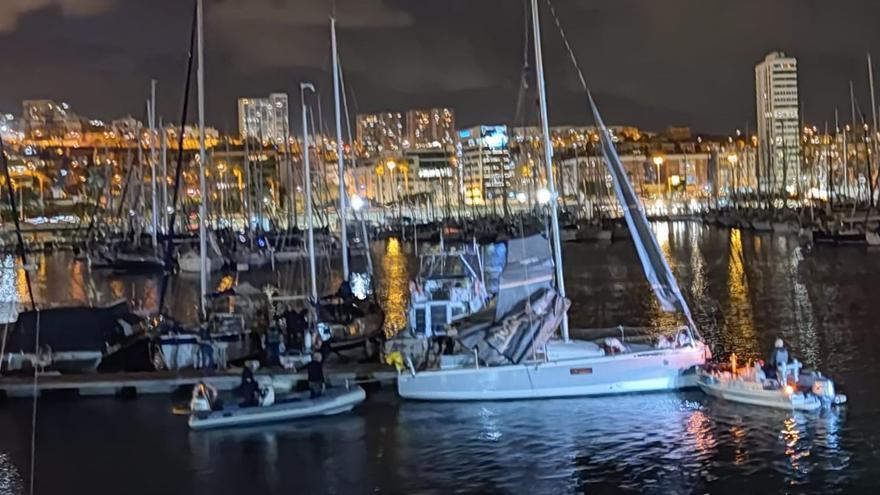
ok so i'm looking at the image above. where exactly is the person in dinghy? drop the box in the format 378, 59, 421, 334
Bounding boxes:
698, 338, 847, 411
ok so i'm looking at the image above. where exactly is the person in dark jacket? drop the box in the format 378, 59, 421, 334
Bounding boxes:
239, 366, 260, 407
307, 352, 324, 398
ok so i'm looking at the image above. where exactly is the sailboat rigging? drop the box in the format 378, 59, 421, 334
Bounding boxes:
395, 0, 707, 401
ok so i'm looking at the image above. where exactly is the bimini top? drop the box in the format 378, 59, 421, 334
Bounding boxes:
419, 251, 480, 281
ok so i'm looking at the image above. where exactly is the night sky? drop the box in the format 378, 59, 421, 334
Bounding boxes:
2, 0, 880, 134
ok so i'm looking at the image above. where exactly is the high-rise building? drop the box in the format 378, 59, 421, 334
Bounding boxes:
237, 93, 289, 146
755, 52, 801, 194
356, 112, 405, 158
457, 125, 513, 204
22, 100, 82, 139
406, 108, 455, 149
0, 113, 21, 141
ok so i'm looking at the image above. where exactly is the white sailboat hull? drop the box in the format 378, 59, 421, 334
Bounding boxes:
397, 342, 706, 401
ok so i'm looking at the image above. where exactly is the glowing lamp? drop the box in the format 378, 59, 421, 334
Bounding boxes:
350, 194, 366, 211
784, 385, 794, 396
536, 188, 551, 205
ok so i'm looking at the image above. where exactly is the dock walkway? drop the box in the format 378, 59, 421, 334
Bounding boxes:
0, 364, 397, 399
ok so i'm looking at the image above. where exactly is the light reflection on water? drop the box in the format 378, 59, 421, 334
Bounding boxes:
377, 238, 409, 336
0, 225, 879, 493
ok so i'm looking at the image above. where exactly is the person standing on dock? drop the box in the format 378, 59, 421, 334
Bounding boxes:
308, 352, 325, 398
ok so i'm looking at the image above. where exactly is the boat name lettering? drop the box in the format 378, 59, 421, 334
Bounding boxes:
570, 368, 593, 375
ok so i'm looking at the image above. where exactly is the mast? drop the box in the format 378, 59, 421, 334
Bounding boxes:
301, 82, 318, 327
244, 134, 253, 247
149, 79, 159, 249
869, 54, 878, 208
160, 117, 168, 234
530, 0, 569, 341
331, 17, 350, 281
196, 0, 208, 318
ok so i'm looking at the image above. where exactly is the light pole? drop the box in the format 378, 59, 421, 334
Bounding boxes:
727, 154, 738, 202
652, 155, 664, 199
350, 193, 373, 275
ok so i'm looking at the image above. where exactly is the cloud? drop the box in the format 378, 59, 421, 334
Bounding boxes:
209, 0, 412, 29
0, 0, 115, 32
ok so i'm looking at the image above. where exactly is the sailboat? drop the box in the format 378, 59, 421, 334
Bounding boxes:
396, 0, 708, 400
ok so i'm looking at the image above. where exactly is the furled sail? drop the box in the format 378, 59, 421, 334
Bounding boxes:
588, 94, 697, 330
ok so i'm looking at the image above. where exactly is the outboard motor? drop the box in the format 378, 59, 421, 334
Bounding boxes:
811, 377, 847, 406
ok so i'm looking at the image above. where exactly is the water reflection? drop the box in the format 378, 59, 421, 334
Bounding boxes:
722, 229, 760, 359
378, 238, 409, 336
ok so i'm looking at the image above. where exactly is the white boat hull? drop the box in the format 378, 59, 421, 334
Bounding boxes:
179, 255, 220, 273
397, 342, 706, 400
188, 386, 366, 430
697, 375, 821, 411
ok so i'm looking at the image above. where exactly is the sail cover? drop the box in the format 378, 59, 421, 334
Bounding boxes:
588, 94, 696, 327
494, 235, 555, 320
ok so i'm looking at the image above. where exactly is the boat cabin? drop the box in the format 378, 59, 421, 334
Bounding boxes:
408, 249, 488, 338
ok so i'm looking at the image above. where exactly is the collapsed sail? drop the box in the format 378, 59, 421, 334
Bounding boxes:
588, 94, 696, 328
455, 235, 569, 365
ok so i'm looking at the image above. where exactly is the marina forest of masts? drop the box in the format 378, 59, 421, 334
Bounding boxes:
1, 120, 879, 233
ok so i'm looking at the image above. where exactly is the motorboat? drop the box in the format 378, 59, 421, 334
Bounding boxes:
2, 301, 145, 374
405, 247, 490, 337
697, 356, 847, 411
188, 385, 366, 430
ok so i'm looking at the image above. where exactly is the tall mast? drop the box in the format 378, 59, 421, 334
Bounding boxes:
331, 17, 350, 281
149, 79, 159, 249
869, 54, 878, 208
244, 134, 253, 247
530, 0, 569, 341
160, 117, 168, 234
301, 82, 318, 320
196, 0, 208, 318
870, 54, 878, 138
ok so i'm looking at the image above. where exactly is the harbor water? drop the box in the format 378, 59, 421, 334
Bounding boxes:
1, 223, 880, 494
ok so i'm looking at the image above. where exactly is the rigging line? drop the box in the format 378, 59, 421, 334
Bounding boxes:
28, 310, 39, 495
159, 0, 199, 314
1, 134, 40, 495
544, 0, 590, 97
0, 137, 35, 311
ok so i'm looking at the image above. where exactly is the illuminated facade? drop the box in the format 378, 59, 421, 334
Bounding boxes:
755, 52, 801, 194
458, 125, 513, 204
406, 108, 455, 149
356, 112, 405, 158
22, 100, 82, 139
237, 93, 289, 145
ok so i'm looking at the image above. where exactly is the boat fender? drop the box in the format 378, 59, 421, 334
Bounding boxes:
259, 386, 275, 407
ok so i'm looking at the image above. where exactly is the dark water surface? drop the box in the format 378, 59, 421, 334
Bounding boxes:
2, 223, 880, 494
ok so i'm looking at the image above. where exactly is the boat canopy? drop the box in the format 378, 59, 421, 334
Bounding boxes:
419, 252, 479, 281
589, 95, 697, 331
6, 301, 138, 354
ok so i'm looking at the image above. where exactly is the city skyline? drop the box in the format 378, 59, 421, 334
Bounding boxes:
1, 0, 879, 135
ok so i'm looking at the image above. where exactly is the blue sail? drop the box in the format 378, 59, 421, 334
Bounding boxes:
588, 94, 697, 330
